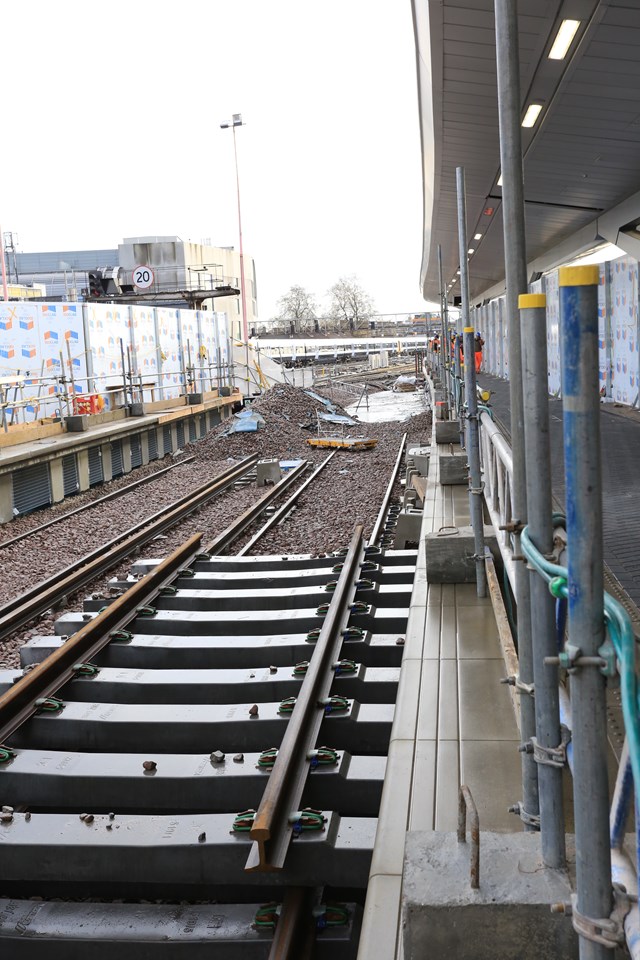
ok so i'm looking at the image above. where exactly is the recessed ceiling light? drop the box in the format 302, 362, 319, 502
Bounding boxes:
497, 174, 503, 187
474, 233, 482, 240
522, 103, 543, 128
548, 19, 580, 60
468, 248, 475, 255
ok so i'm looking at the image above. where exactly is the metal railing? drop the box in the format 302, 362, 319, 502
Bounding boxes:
476, 387, 640, 959
478, 408, 516, 592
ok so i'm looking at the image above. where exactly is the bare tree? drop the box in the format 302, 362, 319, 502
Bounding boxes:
275, 285, 318, 335
327, 276, 375, 334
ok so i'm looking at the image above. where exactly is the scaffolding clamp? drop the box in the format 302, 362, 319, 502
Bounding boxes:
508, 801, 540, 830
500, 674, 534, 697
569, 883, 635, 948
499, 519, 524, 535
525, 725, 571, 769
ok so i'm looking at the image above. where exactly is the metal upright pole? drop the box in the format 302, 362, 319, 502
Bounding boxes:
559, 265, 611, 960
456, 167, 486, 598
437, 244, 452, 414
494, 0, 539, 831
519, 293, 565, 867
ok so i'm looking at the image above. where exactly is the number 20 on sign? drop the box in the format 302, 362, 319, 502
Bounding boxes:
133, 266, 154, 289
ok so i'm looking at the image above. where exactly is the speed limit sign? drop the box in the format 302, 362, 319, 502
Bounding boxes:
133, 265, 155, 289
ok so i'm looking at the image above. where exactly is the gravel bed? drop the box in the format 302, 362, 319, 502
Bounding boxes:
0, 383, 431, 669
0, 454, 199, 545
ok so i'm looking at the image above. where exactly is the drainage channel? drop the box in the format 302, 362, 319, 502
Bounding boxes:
0, 522, 414, 957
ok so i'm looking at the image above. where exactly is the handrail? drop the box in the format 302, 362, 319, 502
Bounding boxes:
478, 409, 640, 958
478, 409, 516, 591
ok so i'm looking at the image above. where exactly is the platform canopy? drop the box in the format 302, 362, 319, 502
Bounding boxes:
413, 0, 640, 303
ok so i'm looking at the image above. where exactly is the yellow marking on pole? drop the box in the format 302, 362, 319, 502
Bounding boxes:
558, 266, 599, 287
519, 294, 546, 308
464, 326, 474, 333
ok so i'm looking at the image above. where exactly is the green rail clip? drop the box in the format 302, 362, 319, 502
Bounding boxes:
109, 630, 133, 643
278, 697, 297, 714
72, 663, 100, 677
288, 807, 327, 834
293, 662, 309, 676
232, 809, 256, 832
254, 903, 281, 929
333, 659, 357, 675
35, 697, 64, 713
137, 605, 157, 618
257, 748, 278, 769
0, 745, 16, 764
307, 746, 340, 769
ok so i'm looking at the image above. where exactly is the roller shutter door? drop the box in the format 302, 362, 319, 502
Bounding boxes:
130, 435, 143, 469
88, 447, 103, 487
148, 430, 158, 461
12, 462, 52, 515
176, 421, 185, 449
62, 454, 79, 496
111, 440, 124, 477
163, 425, 172, 456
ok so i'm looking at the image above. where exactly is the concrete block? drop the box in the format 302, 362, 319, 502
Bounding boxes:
65, 414, 88, 432
425, 525, 498, 583
403, 831, 577, 960
435, 400, 450, 420
393, 510, 423, 549
407, 446, 430, 475
129, 402, 145, 417
439, 453, 468, 485
256, 458, 281, 487
188, 393, 204, 405
435, 421, 460, 444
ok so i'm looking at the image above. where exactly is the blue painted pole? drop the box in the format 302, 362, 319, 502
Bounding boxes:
559, 264, 611, 960
519, 293, 565, 867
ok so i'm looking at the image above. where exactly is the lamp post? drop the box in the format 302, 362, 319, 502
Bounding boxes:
220, 113, 250, 391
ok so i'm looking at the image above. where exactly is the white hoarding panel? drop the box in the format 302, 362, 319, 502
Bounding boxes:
156, 307, 183, 400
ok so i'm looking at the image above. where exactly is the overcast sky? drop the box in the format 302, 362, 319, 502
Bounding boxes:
4, 0, 428, 320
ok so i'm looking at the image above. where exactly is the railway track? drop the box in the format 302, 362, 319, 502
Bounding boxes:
0, 441, 412, 957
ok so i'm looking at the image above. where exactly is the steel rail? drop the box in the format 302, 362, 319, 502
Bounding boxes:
237, 452, 335, 556
0, 533, 202, 745
268, 887, 317, 960
204, 459, 310, 555
0, 455, 257, 641
368, 432, 407, 547
0, 455, 196, 550
246, 524, 365, 872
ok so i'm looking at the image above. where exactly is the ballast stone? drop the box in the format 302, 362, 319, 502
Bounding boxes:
402, 831, 578, 960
